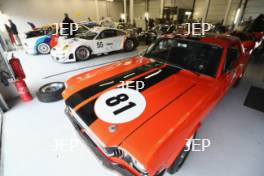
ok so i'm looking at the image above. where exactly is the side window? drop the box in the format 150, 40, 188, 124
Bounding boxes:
223, 47, 240, 72
116, 30, 125, 36
98, 30, 117, 39
77, 26, 87, 33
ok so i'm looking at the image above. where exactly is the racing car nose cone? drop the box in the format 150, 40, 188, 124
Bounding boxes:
108, 124, 117, 133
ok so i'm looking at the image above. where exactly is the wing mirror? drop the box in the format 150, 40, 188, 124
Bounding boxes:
242, 41, 255, 53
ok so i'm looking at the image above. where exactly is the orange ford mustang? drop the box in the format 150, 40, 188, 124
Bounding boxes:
63, 35, 250, 176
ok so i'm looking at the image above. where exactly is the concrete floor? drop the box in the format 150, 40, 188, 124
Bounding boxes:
1, 48, 264, 176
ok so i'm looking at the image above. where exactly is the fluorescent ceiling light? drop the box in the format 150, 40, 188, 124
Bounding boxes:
121, 13, 125, 20
185, 11, 192, 16
234, 8, 241, 24
144, 12, 149, 19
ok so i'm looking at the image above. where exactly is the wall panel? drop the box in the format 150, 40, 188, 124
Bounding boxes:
1, 0, 123, 32
244, 0, 264, 19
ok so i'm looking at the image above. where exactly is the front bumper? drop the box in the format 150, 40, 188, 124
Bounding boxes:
50, 49, 75, 63
65, 108, 137, 176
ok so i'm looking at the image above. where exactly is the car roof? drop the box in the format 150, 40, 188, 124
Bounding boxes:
200, 34, 240, 47
160, 33, 240, 48
89, 27, 117, 33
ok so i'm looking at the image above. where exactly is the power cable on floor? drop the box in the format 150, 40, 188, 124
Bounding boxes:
42, 58, 127, 79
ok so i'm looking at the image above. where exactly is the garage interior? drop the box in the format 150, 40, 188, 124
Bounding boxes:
0, 0, 264, 176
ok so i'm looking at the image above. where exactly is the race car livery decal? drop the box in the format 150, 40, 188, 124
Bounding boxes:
65, 61, 163, 108
75, 66, 179, 126
94, 88, 146, 124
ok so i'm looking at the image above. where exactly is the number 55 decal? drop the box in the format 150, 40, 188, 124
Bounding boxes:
97, 42, 103, 48
94, 89, 146, 124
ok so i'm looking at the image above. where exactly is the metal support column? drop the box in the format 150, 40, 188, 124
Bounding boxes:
129, 0, 134, 24
235, 0, 248, 27
202, 0, 210, 23
160, 0, 164, 18
124, 0, 127, 22
95, 0, 100, 22
223, 0, 233, 25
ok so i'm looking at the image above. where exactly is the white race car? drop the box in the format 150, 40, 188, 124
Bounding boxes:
23, 24, 90, 55
50, 27, 138, 63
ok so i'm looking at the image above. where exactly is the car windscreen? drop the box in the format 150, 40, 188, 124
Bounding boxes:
78, 32, 97, 40
25, 30, 48, 38
144, 38, 223, 77
77, 25, 89, 33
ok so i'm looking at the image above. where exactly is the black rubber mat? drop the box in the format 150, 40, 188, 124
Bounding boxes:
244, 86, 264, 113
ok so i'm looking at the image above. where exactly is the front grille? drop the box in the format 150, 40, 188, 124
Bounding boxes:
113, 148, 124, 157
106, 147, 124, 157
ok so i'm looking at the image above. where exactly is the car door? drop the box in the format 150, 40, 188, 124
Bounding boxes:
220, 46, 241, 92
114, 30, 126, 50
95, 30, 117, 53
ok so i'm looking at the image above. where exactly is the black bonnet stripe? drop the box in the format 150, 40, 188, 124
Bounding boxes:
76, 66, 180, 126
66, 61, 163, 108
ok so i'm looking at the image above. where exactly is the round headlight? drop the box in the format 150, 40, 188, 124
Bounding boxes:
63, 44, 69, 50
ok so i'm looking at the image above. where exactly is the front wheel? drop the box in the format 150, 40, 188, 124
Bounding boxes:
167, 133, 196, 174
124, 39, 136, 52
75, 46, 91, 61
37, 43, 51, 54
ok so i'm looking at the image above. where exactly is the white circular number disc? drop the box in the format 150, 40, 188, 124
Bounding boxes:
94, 88, 146, 124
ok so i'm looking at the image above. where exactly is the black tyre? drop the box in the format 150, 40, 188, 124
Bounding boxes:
37, 43, 51, 54
36, 82, 65, 103
75, 46, 91, 61
168, 133, 196, 174
124, 39, 136, 52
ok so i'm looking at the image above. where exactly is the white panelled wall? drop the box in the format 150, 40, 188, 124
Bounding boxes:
0, 0, 264, 32
193, 0, 264, 25
243, 0, 264, 19
148, 0, 162, 18
207, 0, 228, 23
192, 0, 207, 21
134, 0, 194, 19
133, 0, 195, 29
193, 0, 240, 25
226, 0, 241, 25
0, 0, 123, 32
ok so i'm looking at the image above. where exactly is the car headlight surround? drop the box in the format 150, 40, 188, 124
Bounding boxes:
105, 147, 148, 175
63, 44, 69, 50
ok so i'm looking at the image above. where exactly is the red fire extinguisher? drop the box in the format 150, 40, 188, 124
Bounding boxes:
9, 54, 32, 102
9, 54, 25, 80
14, 79, 32, 102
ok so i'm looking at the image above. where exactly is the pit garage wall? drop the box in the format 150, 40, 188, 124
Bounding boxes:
192, 0, 207, 21
134, 0, 194, 19
225, 0, 241, 25
243, 0, 264, 19
133, 0, 162, 21
193, 0, 240, 25
133, 0, 194, 29
0, 0, 123, 33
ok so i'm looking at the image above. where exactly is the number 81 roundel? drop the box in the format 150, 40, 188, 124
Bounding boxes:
94, 88, 146, 124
